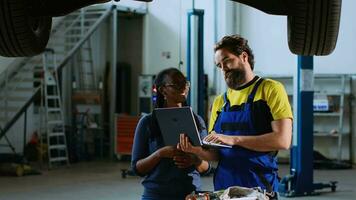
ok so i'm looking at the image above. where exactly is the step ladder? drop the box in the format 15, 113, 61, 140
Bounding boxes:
42, 49, 69, 168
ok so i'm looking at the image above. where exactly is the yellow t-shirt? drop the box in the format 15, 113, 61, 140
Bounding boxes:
209, 77, 293, 133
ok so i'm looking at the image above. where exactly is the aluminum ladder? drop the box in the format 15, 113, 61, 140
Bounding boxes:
42, 49, 69, 168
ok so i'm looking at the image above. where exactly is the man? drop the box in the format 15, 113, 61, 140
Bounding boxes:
178, 34, 293, 200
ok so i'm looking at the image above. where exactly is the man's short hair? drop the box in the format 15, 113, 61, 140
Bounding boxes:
214, 34, 255, 70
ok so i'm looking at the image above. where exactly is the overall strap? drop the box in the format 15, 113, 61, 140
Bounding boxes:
247, 78, 264, 104
223, 92, 231, 112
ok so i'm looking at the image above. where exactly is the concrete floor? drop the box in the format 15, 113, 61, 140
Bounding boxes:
0, 161, 355, 200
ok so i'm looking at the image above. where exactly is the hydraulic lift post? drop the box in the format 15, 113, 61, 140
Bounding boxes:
279, 56, 337, 196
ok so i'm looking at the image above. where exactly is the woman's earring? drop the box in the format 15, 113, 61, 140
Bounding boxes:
152, 85, 157, 105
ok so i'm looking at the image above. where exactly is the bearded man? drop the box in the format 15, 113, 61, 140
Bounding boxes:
178, 35, 293, 200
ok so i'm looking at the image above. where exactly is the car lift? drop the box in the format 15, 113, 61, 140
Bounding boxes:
187, 8, 206, 119
279, 56, 337, 196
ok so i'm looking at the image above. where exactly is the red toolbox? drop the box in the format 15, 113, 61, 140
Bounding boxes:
116, 115, 141, 156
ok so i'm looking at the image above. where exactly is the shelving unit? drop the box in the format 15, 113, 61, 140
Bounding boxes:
264, 74, 352, 162
313, 75, 351, 161
72, 90, 107, 160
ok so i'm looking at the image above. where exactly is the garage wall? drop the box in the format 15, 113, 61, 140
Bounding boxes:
143, 0, 184, 75
117, 16, 144, 115
142, 0, 236, 87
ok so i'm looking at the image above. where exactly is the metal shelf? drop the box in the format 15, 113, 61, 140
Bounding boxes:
269, 74, 352, 162
314, 92, 344, 96
313, 112, 341, 117
314, 132, 350, 137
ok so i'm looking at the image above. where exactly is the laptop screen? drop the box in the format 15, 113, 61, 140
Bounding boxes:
154, 107, 202, 146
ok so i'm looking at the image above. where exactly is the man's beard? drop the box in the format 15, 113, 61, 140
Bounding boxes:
224, 68, 245, 90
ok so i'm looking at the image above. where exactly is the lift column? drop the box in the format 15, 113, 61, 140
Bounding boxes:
291, 56, 315, 195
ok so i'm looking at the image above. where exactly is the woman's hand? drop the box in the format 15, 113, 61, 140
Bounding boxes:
203, 131, 236, 146
178, 133, 202, 154
173, 153, 201, 169
178, 133, 220, 162
158, 146, 179, 158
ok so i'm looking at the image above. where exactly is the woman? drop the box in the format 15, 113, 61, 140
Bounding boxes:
131, 68, 211, 200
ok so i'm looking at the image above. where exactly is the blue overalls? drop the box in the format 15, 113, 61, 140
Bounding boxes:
213, 78, 279, 192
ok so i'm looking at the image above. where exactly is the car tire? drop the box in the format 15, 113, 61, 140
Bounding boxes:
288, 0, 342, 56
0, 0, 52, 57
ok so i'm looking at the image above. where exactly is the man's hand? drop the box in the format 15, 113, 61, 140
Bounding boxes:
203, 131, 237, 146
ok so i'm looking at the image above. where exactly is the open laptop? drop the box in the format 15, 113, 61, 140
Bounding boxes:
154, 106, 232, 148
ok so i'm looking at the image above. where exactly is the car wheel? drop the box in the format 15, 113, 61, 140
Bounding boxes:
0, 0, 52, 57
288, 0, 342, 56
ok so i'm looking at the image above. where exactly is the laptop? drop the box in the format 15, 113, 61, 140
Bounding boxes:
154, 106, 232, 148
